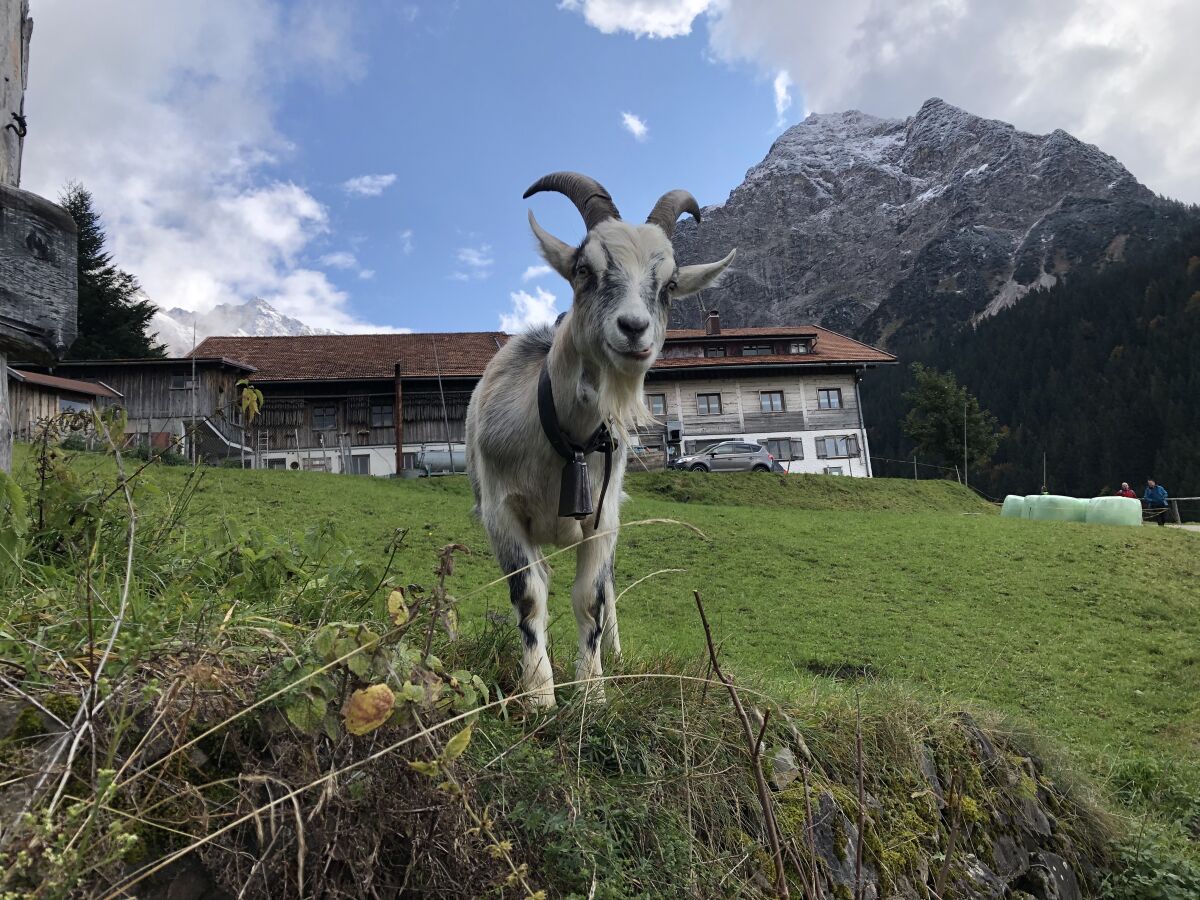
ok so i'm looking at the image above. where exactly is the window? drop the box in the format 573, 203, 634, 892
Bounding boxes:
824, 466, 844, 476
696, 393, 722, 415
401, 452, 419, 471
815, 435, 860, 458
789, 341, 811, 354
302, 457, 330, 472
59, 398, 90, 413
704, 346, 726, 358
645, 393, 667, 417
710, 443, 738, 455
169, 375, 195, 390
265, 457, 287, 470
759, 390, 785, 413
684, 439, 725, 454
370, 401, 394, 427
742, 344, 772, 356
817, 388, 843, 410
349, 454, 371, 475
312, 404, 336, 430
762, 438, 799, 461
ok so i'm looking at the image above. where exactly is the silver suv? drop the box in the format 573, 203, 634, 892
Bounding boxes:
673, 441, 777, 473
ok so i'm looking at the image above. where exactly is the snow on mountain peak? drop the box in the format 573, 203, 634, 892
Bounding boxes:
149, 296, 336, 356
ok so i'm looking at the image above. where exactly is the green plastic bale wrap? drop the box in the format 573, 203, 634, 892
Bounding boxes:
1001, 495, 1027, 518
1086, 496, 1143, 527
1027, 494, 1088, 522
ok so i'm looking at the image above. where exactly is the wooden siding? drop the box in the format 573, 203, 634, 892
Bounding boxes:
251, 379, 473, 452
7, 380, 98, 440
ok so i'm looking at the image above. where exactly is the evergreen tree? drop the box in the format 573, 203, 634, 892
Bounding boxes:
60, 183, 165, 359
902, 363, 1000, 474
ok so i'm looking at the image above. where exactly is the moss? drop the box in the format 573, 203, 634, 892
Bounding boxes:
43, 693, 80, 720
5, 705, 47, 742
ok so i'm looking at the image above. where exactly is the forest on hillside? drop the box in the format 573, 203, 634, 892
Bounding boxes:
866, 218, 1200, 509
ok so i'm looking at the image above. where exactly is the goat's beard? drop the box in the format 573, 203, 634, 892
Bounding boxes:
593, 362, 655, 444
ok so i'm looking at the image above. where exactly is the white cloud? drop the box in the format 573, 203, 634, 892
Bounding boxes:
565, 0, 1200, 201
621, 111, 649, 141
342, 173, 398, 197
20, 0, 397, 334
320, 250, 358, 269
773, 70, 793, 128
559, 0, 713, 38
451, 244, 494, 281
522, 263, 553, 281
358, 269, 375, 280
399, 229, 414, 254
501, 286, 560, 332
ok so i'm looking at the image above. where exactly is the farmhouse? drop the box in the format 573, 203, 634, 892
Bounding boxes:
188, 315, 895, 476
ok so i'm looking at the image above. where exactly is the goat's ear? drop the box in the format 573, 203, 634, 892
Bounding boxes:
674, 249, 736, 297
528, 210, 576, 281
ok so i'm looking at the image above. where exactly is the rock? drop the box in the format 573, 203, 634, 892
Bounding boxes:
768, 744, 799, 790
809, 791, 878, 897
990, 833, 1031, 881
955, 853, 1007, 899
670, 97, 1188, 348
1015, 851, 1082, 900
917, 743, 945, 808
134, 857, 233, 900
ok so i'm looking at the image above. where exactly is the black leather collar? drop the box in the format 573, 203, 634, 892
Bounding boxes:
537, 364, 616, 526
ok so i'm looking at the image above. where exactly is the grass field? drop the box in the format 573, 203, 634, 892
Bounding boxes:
12, 445, 1197, 788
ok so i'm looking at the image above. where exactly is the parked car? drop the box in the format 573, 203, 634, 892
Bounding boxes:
671, 441, 778, 473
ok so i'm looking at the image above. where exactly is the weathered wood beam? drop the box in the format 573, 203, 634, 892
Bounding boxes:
1, 0, 77, 472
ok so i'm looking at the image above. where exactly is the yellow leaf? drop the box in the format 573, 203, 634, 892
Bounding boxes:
387, 589, 408, 626
442, 724, 473, 762
407, 759, 440, 777
342, 684, 395, 736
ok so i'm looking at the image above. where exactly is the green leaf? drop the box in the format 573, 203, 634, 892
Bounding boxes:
407, 759, 440, 777
312, 626, 338, 662
442, 724, 473, 762
285, 692, 327, 734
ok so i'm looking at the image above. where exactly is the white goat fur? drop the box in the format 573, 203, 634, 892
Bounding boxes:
466, 185, 734, 707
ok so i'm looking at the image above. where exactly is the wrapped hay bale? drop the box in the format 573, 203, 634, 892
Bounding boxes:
1001, 495, 1027, 518
1086, 496, 1142, 527
1027, 494, 1088, 522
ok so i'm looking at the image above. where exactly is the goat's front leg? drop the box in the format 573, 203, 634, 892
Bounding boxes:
492, 529, 555, 709
572, 529, 616, 698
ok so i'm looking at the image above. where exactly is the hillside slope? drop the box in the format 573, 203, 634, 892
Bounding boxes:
671, 97, 1191, 347
867, 224, 1200, 500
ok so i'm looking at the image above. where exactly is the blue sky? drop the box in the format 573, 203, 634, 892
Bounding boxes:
275, 2, 781, 332
21, 0, 1200, 339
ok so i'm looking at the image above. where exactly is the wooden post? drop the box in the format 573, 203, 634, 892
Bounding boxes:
1171, 499, 1181, 525
393, 362, 403, 475
1, 0, 77, 472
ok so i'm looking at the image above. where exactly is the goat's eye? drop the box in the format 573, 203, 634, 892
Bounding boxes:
575, 264, 591, 280
667, 280, 678, 293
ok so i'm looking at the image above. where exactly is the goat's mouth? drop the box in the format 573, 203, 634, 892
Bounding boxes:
607, 342, 654, 362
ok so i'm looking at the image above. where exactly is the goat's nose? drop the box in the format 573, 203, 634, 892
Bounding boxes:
617, 315, 650, 340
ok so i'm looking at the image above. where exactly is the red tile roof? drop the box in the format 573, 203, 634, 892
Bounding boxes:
656, 325, 896, 368
191, 333, 508, 381
191, 325, 893, 382
7, 367, 123, 399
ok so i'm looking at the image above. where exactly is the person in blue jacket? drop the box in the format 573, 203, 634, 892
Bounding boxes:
1143, 478, 1169, 525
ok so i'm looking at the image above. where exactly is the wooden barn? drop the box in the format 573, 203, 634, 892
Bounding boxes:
5, 367, 121, 441
20, 357, 256, 460
191, 333, 505, 475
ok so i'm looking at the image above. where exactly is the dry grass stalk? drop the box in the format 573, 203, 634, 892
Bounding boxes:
693, 590, 790, 899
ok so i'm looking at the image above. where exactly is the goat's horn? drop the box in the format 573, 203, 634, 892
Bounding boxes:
646, 189, 701, 238
523, 172, 621, 232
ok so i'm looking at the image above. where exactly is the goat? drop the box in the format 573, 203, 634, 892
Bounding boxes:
465, 172, 735, 707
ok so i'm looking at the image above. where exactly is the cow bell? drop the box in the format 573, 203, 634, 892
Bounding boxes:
558, 452, 595, 520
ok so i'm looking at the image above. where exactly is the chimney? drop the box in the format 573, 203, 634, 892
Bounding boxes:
703, 310, 721, 335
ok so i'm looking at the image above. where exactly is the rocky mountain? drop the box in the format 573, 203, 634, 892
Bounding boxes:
672, 97, 1191, 348
150, 296, 334, 356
